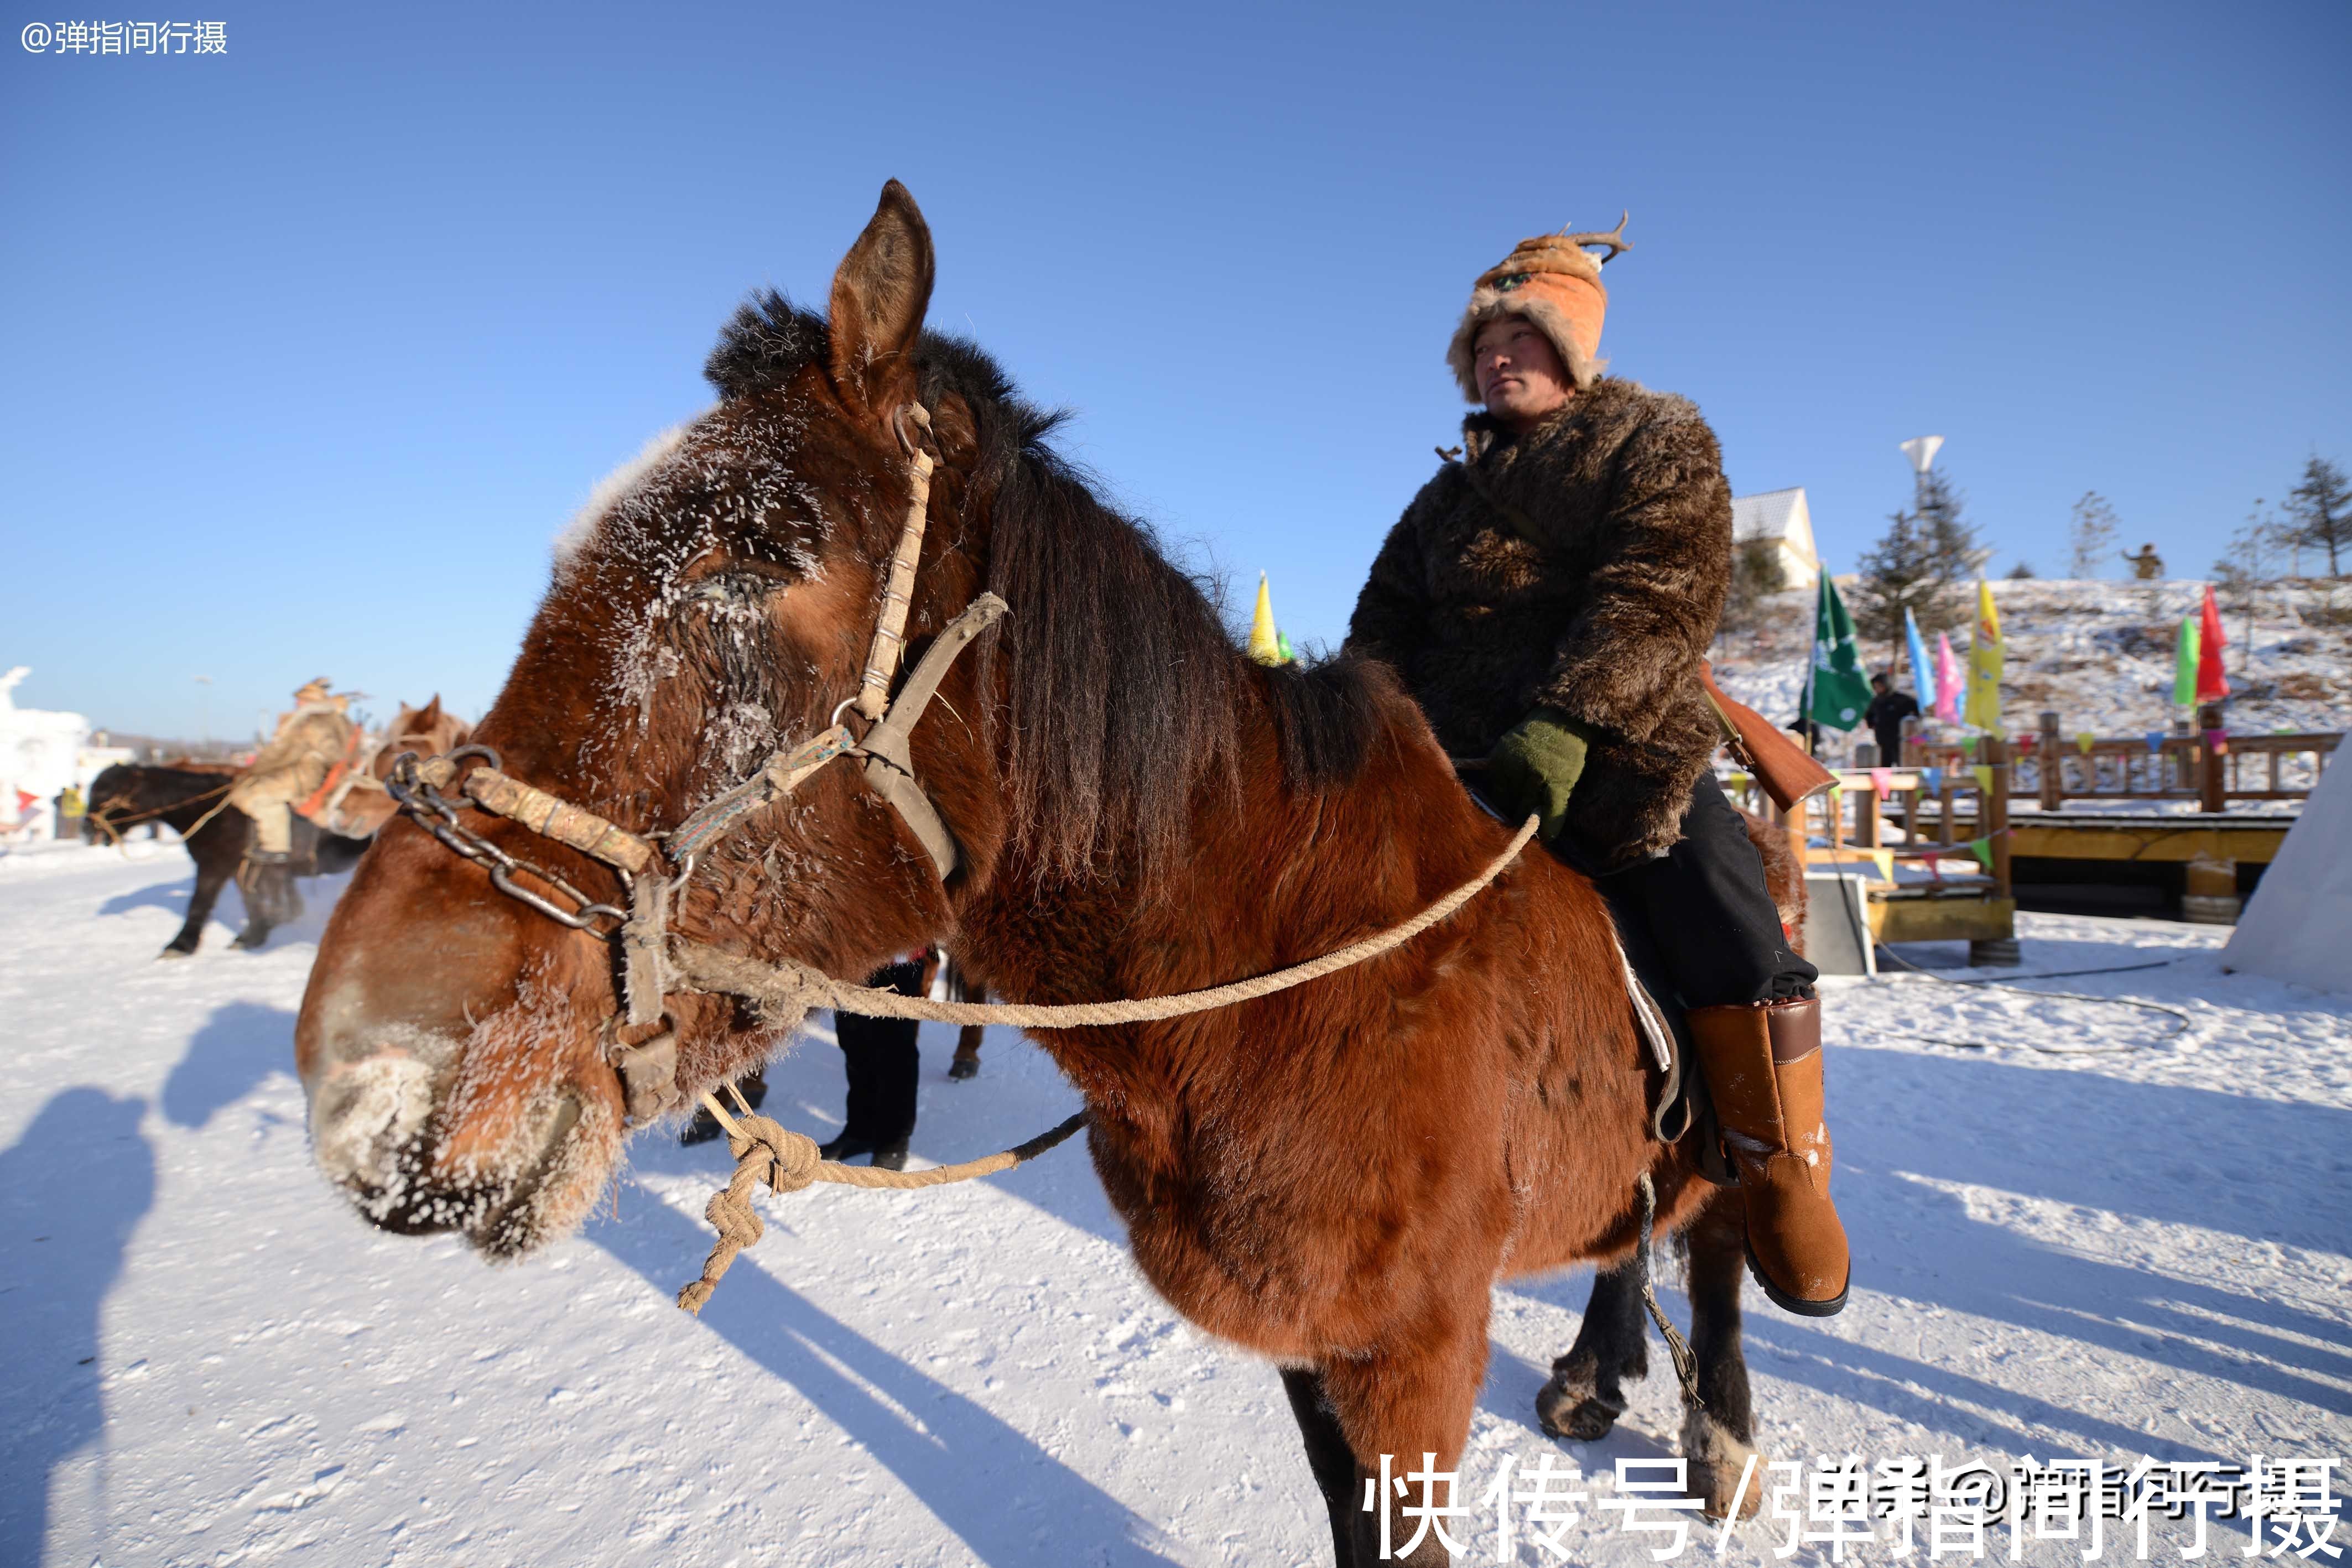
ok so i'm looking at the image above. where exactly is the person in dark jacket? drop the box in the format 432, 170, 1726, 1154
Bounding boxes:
1864, 673, 1919, 765
1345, 222, 1849, 1315
816, 956, 929, 1170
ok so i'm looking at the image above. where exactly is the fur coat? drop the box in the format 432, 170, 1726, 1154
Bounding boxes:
1345, 378, 1732, 871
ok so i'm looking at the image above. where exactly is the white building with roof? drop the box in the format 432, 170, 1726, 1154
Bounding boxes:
1730, 486, 1820, 590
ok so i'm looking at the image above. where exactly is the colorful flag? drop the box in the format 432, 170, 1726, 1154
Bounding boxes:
1903, 606, 1937, 713
2171, 617, 2199, 707
1922, 766, 1945, 794
1966, 835, 1994, 870
1247, 572, 1289, 665
1933, 632, 1963, 726
2195, 584, 2229, 704
1869, 767, 1894, 799
1808, 572, 1873, 731
1961, 579, 2003, 732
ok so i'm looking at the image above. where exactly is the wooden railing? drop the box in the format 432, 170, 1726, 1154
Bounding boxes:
1725, 749, 2013, 901
1902, 709, 2338, 812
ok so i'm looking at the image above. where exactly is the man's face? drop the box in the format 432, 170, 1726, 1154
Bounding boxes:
1474, 314, 1574, 428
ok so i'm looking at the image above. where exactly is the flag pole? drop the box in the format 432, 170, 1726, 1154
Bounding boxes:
1802, 571, 1820, 758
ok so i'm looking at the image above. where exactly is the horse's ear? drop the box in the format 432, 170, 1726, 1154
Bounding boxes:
418, 695, 441, 728
828, 179, 934, 416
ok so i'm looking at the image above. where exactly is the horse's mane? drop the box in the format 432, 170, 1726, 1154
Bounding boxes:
708, 292, 1390, 883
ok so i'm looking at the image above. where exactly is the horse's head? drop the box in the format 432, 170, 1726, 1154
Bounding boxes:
83, 763, 137, 842
294, 182, 1024, 1256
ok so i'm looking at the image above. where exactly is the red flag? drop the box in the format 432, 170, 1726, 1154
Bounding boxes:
2195, 584, 2229, 703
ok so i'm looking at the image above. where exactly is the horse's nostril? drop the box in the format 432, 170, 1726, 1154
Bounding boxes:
309, 1052, 439, 1195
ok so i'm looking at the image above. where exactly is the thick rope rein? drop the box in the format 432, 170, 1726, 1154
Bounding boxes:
665, 811, 1541, 1030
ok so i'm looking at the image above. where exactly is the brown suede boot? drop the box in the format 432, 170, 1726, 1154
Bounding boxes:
1688, 997, 1850, 1316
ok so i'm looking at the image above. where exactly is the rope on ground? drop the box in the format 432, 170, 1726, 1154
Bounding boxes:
668, 813, 1542, 1031
1822, 859, 2195, 1055
675, 1085, 1086, 1315
1870, 946, 2195, 1055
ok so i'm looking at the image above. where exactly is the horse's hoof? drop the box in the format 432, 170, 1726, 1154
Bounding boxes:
1536, 1368, 1623, 1442
231, 933, 267, 951
948, 1058, 978, 1081
1683, 1405, 1765, 1520
157, 946, 194, 961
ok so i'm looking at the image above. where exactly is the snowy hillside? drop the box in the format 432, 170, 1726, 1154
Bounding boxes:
1710, 579, 2351, 758
4, 842, 2349, 1565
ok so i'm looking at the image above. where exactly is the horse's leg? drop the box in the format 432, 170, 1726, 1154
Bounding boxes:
1323, 1313, 1489, 1567
948, 1020, 983, 1080
230, 844, 275, 950
1280, 1366, 1360, 1568
1679, 1188, 1763, 1519
1535, 1256, 1649, 1441
165, 841, 232, 957
948, 983, 984, 1080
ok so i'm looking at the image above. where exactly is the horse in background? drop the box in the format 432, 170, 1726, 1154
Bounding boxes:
83, 697, 470, 956
308, 696, 472, 838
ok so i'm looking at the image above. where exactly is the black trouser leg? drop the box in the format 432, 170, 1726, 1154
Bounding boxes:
832, 960, 924, 1146
1598, 773, 1815, 1008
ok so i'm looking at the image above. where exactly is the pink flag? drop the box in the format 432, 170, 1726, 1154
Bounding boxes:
1933, 632, 1963, 725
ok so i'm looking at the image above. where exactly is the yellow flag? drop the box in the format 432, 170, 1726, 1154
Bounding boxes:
1962, 579, 2002, 731
1248, 572, 1286, 665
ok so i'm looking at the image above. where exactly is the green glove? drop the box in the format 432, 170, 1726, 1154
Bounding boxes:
1485, 708, 1595, 843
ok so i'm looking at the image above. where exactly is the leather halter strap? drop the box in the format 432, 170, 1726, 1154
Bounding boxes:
387, 398, 1001, 1121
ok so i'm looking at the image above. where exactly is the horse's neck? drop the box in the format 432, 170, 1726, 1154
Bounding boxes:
158, 771, 230, 827
965, 678, 1515, 1067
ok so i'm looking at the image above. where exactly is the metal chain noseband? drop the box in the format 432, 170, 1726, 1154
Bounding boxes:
383, 744, 632, 932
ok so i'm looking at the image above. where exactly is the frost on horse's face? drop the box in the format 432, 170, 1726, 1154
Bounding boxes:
294, 195, 981, 1258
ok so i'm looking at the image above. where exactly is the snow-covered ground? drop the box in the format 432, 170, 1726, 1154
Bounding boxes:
4, 842, 2349, 1566
1711, 579, 2350, 765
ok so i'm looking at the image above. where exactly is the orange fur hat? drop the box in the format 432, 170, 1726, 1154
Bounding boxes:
1446, 215, 1631, 400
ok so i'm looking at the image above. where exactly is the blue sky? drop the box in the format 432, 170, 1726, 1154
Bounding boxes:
4, 0, 2346, 738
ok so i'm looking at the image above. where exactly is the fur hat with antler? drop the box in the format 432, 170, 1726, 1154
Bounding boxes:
1445, 214, 1631, 400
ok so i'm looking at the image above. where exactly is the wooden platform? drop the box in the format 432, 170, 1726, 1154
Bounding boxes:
2002, 810, 2294, 865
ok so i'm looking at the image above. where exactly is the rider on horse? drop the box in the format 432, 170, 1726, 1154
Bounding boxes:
1345, 221, 1851, 1316
226, 677, 358, 920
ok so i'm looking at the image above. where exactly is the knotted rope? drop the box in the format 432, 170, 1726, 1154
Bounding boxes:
675, 1085, 1086, 1314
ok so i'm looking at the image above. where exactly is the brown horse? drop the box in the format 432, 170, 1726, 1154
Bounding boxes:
295, 184, 1788, 1565
311, 696, 472, 838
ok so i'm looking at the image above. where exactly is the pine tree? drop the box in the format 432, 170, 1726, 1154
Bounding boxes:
2067, 492, 2119, 579
1851, 468, 1976, 653
2006, 560, 2037, 580
1917, 469, 1983, 584
2284, 455, 2350, 579
1719, 540, 1788, 635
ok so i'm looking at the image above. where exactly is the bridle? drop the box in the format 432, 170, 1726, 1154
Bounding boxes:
381, 397, 1548, 1145
384, 400, 1004, 1123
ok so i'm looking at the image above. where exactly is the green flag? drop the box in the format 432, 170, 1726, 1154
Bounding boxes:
2171, 616, 2199, 707
1808, 573, 1873, 732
